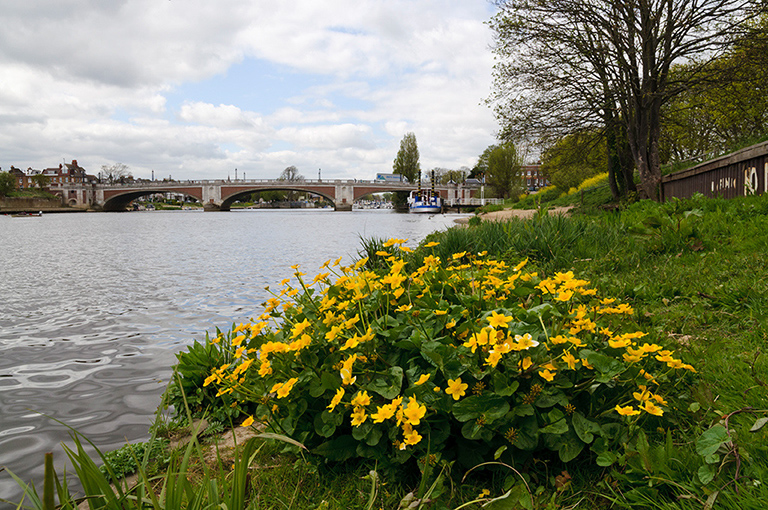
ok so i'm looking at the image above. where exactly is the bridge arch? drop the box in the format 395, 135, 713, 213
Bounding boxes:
219, 186, 336, 211
101, 188, 203, 212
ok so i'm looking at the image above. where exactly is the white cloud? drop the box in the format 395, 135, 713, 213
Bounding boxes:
0, 0, 499, 180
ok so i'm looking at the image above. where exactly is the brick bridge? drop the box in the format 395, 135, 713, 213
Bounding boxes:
57, 179, 480, 211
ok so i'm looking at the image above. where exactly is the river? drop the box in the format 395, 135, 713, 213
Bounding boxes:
0, 208, 466, 504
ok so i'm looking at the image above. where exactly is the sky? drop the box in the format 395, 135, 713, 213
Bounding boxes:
0, 0, 500, 181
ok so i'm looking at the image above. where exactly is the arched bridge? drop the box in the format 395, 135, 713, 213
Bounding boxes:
60, 179, 479, 211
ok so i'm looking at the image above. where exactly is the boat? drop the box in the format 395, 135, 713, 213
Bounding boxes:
11, 211, 43, 217
408, 190, 442, 213
408, 170, 442, 213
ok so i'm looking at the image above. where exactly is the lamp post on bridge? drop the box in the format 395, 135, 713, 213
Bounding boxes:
318, 168, 321, 182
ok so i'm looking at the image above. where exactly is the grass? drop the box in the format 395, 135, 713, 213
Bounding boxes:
8, 192, 768, 509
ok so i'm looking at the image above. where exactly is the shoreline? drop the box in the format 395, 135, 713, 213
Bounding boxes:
453, 206, 574, 224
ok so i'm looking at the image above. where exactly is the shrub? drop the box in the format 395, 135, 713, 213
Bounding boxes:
196, 242, 696, 473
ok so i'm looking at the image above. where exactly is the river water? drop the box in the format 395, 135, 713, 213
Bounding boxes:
0, 208, 466, 504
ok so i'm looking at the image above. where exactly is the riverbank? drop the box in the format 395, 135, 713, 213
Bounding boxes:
0, 196, 87, 214
452, 205, 573, 223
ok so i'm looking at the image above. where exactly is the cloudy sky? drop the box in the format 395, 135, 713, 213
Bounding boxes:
0, 0, 500, 181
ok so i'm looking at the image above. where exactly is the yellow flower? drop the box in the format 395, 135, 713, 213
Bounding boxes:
350, 390, 372, 407
371, 402, 397, 423
403, 427, 422, 446
327, 387, 344, 412
241, 415, 255, 427
291, 319, 311, 339
538, 369, 556, 382
608, 337, 632, 349
615, 405, 641, 416
232, 334, 246, 346
402, 397, 427, 425
340, 368, 356, 386
485, 350, 502, 368
487, 310, 514, 329
514, 333, 539, 350
555, 290, 574, 302
414, 374, 431, 386
513, 258, 528, 272
425, 241, 440, 247
561, 351, 578, 370
520, 357, 533, 371
445, 378, 468, 400
273, 377, 298, 399
350, 407, 368, 427
640, 400, 664, 416
234, 346, 246, 358
434, 310, 448, 316
396, 304, 413, 312
258, 360, 272, 377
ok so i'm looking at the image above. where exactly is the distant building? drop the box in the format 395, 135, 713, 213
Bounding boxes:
521, 165, 549, 191
8, 167, 32, 189
42, 160, 93, 186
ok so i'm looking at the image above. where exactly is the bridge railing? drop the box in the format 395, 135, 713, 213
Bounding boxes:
88, 179, 481, 188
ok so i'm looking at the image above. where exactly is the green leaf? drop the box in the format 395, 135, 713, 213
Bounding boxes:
367, 366, 403, 399
540, 420, 568, 435
492, 372, 519, 396
698, 463, 716, 485
312, 435, 357, 461
572, 412, 601, 444
452, 395, 510, 423
314, 412, 337, 437
596, 451, 618, 467
696, 425, 729, 457
581, 349, 624, 381
750, 417, 768, 432
558, 436, 583, 462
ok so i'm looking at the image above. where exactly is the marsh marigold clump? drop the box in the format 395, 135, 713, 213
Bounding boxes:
193, 240, 696, 470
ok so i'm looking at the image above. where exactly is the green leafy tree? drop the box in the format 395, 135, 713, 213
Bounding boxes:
393, 132, 420, 183
489, 0, 762, 200
486, 143, 523, 199
30, 173, 50, 189
541, 133, 607, 192
661, 25, 768, 164
0, 171, 15, 197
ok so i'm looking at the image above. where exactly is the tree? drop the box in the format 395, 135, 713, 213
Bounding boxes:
541, 133, 606, 192
101, 163, 132, 184
661, 28, 768, 164
278, 166, 304, 201
0, 171, 15, 197
393, 132, 420, 183
490, 0, 763, 200
30, 173, 50, 189
486, 143, 523, 199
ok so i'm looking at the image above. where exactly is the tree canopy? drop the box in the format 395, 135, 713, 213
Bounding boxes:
541, 133, 606, 192
489, 0, 764, 200
486, 143, 523, 199
0, 171, 15, 197
393, 132, 420, 183
101, 163, 132, 184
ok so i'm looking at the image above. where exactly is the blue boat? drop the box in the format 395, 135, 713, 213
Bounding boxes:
408, 190, 442, 213
408, 170, 442, 213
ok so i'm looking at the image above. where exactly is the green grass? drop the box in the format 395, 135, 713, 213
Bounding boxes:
9, 193, 768, 510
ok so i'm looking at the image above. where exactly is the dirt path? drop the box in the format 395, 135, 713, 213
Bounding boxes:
454, 206, 573, 224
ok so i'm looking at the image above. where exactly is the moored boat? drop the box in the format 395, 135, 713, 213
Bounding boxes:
408, 170, 442, 214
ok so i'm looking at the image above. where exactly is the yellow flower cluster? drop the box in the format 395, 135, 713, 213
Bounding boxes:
200, 237, 697, 457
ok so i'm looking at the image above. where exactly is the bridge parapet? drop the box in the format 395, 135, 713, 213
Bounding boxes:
61, 178, 480, 211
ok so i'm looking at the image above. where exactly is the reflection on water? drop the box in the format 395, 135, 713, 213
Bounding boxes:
0, 209, 465, 503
